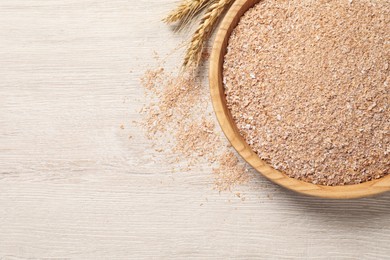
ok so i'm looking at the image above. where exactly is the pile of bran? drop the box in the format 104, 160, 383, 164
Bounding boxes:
223, 0, 389, 186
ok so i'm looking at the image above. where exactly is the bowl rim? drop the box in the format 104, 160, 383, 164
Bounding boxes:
209, 0, 390, 199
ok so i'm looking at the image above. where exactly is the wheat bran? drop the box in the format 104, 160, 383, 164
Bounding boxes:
223, 0, 389, 186
140, 65, 251, 191
213, 151, 249, 191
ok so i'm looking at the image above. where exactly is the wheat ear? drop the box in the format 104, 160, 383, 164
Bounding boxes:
183, 0, 233, 68
163, 0, 212, 25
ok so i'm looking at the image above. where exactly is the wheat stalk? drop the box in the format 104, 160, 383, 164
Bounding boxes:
183, 0, 233, 68
163, 0, 213, 26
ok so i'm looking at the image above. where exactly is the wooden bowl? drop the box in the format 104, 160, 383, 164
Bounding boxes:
209, 0, 390, 199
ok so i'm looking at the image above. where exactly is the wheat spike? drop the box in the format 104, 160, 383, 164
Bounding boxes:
163, 0, 212, 25
183, 0, 233, 68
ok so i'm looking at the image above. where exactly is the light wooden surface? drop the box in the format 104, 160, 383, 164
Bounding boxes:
1, 1, 390, 259
209, 0, 390, 199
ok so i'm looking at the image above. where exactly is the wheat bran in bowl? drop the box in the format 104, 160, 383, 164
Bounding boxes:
222, 0, 389, 186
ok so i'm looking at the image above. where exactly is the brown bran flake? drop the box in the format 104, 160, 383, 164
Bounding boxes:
223, 0, 389, 186
140, 65, 250, 191
174, 119, 220, 161
213, 151, 249, 191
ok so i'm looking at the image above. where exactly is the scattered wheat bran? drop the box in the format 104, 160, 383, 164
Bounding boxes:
213, 151, 249, 191
223, 0, 389, 186
140, 65, 251, 191
140, 67, 201, 138
174, 118, 220, 161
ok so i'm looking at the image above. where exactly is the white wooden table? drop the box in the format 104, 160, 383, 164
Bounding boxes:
1, 1, 389, 259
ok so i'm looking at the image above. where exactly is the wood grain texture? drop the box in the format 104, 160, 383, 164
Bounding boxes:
209, 0, 390, 199
0, 0, 390, 259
